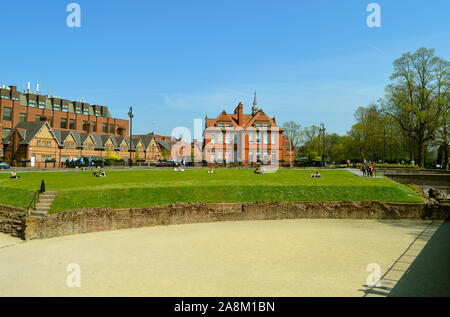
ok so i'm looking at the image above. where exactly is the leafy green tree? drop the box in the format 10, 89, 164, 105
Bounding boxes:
382, 47, 449, 167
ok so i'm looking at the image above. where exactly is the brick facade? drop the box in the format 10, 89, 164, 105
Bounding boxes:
203, 99, 294, 166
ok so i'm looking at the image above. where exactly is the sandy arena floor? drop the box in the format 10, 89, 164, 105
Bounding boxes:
0, 219, 448, 297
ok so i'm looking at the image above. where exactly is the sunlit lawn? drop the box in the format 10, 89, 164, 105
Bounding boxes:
0, 169, 424, 213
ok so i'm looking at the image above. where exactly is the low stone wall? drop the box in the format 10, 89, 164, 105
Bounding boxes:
0, 205, 26, 237
23, 201, 449, 240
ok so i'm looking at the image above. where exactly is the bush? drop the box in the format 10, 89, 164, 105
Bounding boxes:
105, 158, 125, 166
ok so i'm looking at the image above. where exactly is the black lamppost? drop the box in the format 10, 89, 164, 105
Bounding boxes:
320, 123, 326, 162
128, 107, 134, 167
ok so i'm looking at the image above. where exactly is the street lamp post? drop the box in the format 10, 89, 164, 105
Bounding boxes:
320, 123, 326, 164
128, 107, 134, 168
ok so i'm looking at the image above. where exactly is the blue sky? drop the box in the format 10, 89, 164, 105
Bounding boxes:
0, 0, 449, 137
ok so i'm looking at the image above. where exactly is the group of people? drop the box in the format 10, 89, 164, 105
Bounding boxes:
310, 171, 322, 178
92, 170, 107, 177
361, 164, 375, 177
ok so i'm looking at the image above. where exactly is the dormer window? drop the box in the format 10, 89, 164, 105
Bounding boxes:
218, 123, 224, 128
256, 123, 262, 128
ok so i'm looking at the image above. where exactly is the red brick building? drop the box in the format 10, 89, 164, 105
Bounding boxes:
203, 92, 294, 166
0, 84, 129, 145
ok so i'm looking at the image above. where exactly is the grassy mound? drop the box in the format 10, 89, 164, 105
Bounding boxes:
0, 169, 424, 213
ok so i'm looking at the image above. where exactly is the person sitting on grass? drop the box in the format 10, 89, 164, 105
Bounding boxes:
99, 170, 106, 177
315, 171, 322, 178
174, 165, 184, 172
255, 166, 266, 174
10, 170, 20, 179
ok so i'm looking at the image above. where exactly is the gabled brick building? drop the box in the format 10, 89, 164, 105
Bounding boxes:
203, 92, 294, 166
2, 121, 163, 167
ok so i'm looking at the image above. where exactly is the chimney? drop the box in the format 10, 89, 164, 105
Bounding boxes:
9, 86, 17, 92
236, 102, 244, 126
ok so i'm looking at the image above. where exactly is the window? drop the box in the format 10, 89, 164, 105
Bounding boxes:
38, 101, 45, 109
20, 113, 26, 122
211, 150, 216, 163
95, 109, 101, 116
233, 134, 238, 145
264, 151, 270, 164
75, 106, 82, 114
257, 151, 261, 161
256, 133, 261, 144
2, 128, 11, 140
92, 122, 97, 132
256, 123, 262, 128
225, 151, 230, 163
62, 104, 69, 112
263, 123, 269, 128
249, 133, 254, 144
35, 115, 41, 121
12, 96, 19, 101
249, 151, 254, 163
102, 123, 108, 133
110, 124, 115, 134
2, 107, 12, 121
1, 95, 9, 100
264, 133, 269, 145
83, 108, 89, 115
69, 119, 76, 130
272, 151, 277, 163
211, 133, 216, 144
218, 133, 223, 144
271, 133, 277, 145
60, 118, 67, 129
226, 123, 231, 128
53, 104, 61, 111
28, 100, 36, 107
217, 151, 223, 162
233, 151, 237, 163
225, 133, 230, 144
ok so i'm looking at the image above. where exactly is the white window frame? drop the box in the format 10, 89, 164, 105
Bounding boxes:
211, 133, 216, 144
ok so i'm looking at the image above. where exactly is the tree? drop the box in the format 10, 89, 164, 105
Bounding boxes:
282, 121, 303, 150
381, 47, 449, 167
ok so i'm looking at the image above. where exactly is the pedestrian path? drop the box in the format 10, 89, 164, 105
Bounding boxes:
347, 168, 383, 178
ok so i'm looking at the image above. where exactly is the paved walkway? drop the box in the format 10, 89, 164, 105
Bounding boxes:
1, 219, 448, 297
347, 168, 383, 178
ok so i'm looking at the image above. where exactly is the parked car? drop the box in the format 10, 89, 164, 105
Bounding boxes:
156, 161, 177, 167
0, 162, 10, 169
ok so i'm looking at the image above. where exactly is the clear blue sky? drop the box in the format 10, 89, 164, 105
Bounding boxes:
1, 0, 449, 137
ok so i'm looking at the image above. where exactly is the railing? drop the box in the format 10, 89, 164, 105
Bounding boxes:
25, 189, 42, 217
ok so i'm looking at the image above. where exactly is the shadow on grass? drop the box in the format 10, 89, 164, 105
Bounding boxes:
360, 221, 450, 297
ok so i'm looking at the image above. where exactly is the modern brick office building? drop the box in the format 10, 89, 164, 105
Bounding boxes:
203, 92, 294, 166
0, 84, 129, 143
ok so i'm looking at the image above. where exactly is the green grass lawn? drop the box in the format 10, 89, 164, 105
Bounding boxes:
0, 169, 424, 213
